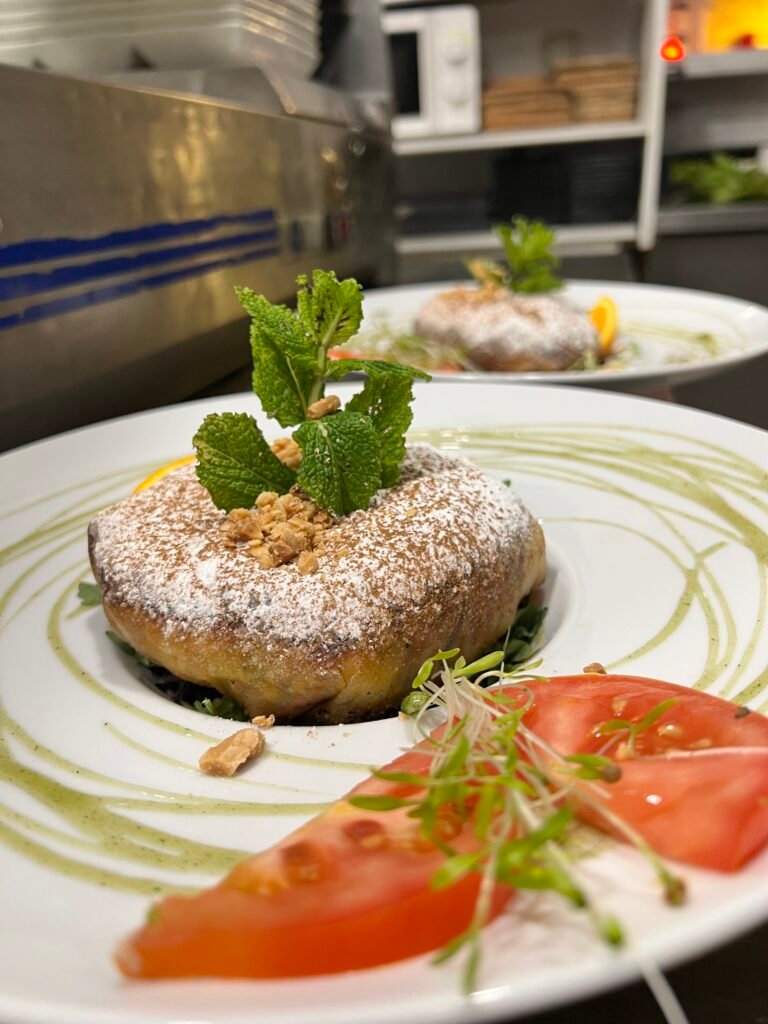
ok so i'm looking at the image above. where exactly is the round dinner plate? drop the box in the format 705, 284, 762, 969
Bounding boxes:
358, 280, 768, 391
1, 382, 768, 1024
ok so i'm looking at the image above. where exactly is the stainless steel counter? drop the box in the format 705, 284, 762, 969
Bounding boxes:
0, 64, 393, 451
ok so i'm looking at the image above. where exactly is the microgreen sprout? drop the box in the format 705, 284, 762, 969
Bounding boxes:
596, 698, 679, 757
362, 647, 687, 995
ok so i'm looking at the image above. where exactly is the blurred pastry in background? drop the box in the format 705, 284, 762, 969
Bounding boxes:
414, 287, 599, 372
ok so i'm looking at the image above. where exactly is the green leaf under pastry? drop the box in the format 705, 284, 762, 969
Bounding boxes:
77, 581, 101, 607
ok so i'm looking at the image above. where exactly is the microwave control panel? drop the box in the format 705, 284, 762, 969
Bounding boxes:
432, 7, 481, 133
385, 4, 481, 139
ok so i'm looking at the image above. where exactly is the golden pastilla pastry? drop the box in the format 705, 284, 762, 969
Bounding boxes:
88, 446, 545, 724
410, 218, 600, 373
414, 287, 599, 373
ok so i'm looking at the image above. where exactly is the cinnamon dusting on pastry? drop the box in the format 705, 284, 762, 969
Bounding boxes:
89, 446, 540, 655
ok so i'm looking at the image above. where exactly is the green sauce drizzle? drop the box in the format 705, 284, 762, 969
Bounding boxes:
1, 427, 767, 894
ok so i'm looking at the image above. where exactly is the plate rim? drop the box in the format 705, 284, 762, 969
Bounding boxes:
3, 382, 768, 1024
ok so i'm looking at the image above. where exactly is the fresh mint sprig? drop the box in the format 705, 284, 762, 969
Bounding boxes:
467, 216, 562, 294
293, 411, 381, 517
236, 290, 317, 428
195, 271, 430, 515
296, 270, 364, 403
330, 359, 429, 487
193, 411, 296, 514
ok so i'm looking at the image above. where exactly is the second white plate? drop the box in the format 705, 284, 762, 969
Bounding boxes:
357, 280, 768, 391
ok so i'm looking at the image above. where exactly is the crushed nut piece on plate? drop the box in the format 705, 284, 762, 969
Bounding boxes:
199, 728, 265, 777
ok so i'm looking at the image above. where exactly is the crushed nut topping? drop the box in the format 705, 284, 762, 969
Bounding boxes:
307, 394, 341, 420
583, 662, 607, 675
199, 727, 265, 776
297, 550, 319, 575
271, 436, 303, 470
221, 487, 333, 572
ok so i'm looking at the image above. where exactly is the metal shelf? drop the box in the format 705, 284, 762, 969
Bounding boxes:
393, 120, 647, 156
669, 50, 768, 81
396, 223, 638, 258
658, 203, 768, 236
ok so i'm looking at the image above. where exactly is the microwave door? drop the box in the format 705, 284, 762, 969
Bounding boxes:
385, 10, 436, 138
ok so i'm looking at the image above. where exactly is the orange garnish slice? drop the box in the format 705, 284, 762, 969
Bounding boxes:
589, 297, 618, 357
133, 455, 196, 494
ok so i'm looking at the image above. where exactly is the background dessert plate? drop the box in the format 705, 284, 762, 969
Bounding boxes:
358, 281, 768, 391
1, 382, 768, 1024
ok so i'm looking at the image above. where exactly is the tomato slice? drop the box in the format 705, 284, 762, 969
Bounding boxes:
117, 675, 768, 981
116, 744, 512, 980
524, 675, 768, 871
327, 348, 365, 360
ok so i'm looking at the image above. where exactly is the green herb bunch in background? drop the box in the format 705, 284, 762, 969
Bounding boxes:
468, 216, 563, 294
193, 271, 430, 517
670, 153, 768, 205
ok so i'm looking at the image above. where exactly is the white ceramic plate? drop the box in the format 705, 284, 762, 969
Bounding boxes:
2, 382, 768, 1024
357, 281, 768, 392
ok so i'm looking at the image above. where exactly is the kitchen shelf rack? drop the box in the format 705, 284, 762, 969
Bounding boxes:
396, 222, 638, 258
657, 202, 768, 235
388, 0, 668, 265
393, 119, 646, 156
669, 49, 768, 79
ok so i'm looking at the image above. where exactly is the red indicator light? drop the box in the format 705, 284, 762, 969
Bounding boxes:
660, 35, 686, 62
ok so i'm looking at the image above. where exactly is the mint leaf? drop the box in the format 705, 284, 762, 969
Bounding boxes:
325, 358, 431, 384
335, 361, 430, 487
296, 270, 363, 350
236, 288, 315, 427
493, 216, 562, 294
293, 411, 381, 516
193, 412, 295, 512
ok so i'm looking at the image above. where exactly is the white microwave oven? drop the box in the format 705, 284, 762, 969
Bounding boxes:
383, 5, 481, 140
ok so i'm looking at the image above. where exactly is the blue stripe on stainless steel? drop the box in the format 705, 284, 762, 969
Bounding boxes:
0, 209, 276, 269
0, 226, 279, 302
0, 243, 280, 332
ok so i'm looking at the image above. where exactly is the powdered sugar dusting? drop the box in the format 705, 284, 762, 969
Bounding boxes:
415, 289, 598, 371
89, 445, 539, 656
